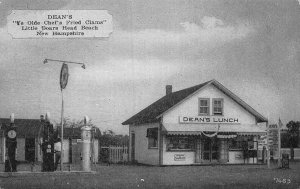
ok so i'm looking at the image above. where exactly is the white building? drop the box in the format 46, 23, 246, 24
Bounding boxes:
122, 79, 268, 165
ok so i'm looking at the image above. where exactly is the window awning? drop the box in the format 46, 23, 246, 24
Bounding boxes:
162, 123, 266, 136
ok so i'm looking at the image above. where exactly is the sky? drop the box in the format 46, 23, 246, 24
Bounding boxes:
0, 0, 299, 134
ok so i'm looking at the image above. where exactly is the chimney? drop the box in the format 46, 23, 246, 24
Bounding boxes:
166, 85, 172, 95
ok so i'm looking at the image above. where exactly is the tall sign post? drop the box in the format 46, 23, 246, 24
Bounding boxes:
60, 63, 68, 171
44, 58, 85, 171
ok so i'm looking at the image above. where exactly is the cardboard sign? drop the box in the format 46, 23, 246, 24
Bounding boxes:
174, 154, 186, 161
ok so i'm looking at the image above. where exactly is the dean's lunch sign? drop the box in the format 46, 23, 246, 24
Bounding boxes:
179, 116, 240, 124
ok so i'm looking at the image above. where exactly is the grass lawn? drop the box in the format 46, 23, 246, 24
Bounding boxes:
0, 162, 299, 189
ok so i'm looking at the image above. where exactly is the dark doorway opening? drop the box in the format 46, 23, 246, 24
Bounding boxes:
202, 137, 218, 163
131, 133, 135, 162
25, 138, 35, 162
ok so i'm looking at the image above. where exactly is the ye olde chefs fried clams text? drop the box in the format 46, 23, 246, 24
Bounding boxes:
7, 10, 113, 38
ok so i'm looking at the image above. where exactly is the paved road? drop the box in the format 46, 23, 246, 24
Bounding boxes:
0, 162, 299, 189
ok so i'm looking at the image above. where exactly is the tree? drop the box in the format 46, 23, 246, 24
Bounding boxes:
281, 132, 289, 148
286, 121, 300, 159
53, 117, 100, 140
99, 129, 129, 146
60, 117, 96, 128
103, 129, 115, 136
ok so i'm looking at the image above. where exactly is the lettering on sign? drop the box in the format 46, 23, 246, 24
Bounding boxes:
179, 116, 240, 124
7, 10, 113, 38
268, 124, 280, 158
174, 154, 186, 161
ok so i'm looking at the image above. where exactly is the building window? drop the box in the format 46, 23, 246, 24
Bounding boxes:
199, 98, 210, 115
248, 141, 258, 150
213, 98, 223, 115
166, 136, 194, 151
146, 128, 158, 148
228, 136, 252, 150
228, 140, 245, 150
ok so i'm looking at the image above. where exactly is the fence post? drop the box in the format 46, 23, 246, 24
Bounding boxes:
100, 145, 129, 164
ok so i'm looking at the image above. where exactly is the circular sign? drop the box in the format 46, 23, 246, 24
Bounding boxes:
60, 63, 69, 90
8, 130, 17, 139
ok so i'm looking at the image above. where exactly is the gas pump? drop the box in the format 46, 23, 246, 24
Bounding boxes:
40, 113, 55, 172
5, 113, 17, 172
81, 116, 92, 172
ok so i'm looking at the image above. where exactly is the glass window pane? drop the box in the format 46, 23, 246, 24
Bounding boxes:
203, 152, 209, 160
200, 107, 208, 113
148, 137, 158, 148
213, 99, 223, 115
199, 99, 209, 115
148, 128, 158, 148
167, 136, 194, 151
200, 100, 208, 106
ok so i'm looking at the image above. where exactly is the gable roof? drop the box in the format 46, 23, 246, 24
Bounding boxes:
122, 79, 267, 125
122, 81, 211, 125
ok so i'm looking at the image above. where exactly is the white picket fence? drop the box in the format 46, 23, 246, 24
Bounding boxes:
100, 146, 128, 163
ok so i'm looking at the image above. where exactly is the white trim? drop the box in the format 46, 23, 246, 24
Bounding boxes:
211, 80, 267, 122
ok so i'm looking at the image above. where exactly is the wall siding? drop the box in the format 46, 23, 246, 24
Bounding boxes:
129, 123, 160, 165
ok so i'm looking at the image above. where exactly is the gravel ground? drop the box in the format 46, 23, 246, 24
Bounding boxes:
0, 161, 299, 189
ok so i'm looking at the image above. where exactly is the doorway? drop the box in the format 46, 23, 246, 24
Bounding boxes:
131, 133, 135, 162
202, 137, 218, 163
25, 138, 35, 162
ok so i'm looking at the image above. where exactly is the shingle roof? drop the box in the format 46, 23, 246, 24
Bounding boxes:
0, 119, 101, 138
0, 118, 41, 138
122, 79, 268, 125
122, 81, 211, 125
